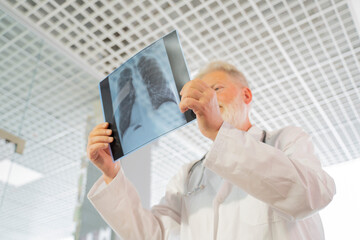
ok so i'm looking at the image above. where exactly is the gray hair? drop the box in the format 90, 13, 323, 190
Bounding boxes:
195, 61, 249, 88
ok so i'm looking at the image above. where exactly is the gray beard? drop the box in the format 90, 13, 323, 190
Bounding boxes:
220, 101, 245, 128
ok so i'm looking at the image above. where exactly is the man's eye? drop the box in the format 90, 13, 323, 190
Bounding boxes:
214, 86, 222, 91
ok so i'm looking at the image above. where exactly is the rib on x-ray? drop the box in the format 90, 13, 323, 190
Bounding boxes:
118, 68, 136, 137
137, 56, 177, 110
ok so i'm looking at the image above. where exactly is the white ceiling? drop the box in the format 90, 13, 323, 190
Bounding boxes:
0, 0, 359, 239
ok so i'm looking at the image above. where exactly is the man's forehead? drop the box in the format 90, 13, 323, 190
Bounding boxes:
201, 70, 243, 87
201, 70, 232, 83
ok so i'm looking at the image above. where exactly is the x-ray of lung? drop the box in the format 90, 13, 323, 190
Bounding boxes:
99, 30, 195, 161
137, 56, 178, 109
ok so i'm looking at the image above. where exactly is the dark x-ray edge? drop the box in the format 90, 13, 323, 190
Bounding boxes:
163, 31, 196, 122
99, 30, 196, 162
99, 77, 123, 161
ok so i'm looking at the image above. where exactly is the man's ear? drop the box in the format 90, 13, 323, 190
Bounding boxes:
243, 87, 252, 104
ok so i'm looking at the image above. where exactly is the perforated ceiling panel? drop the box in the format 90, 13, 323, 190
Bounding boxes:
0, 0, 360, 238
0, 7, 98, 240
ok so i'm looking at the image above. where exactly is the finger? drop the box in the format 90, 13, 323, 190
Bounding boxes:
180, 78, 198, 93
88, 143, 109, 158
90, 129, 112, 137
190, 79, 209, 92
181, 87, 203, 100
179, 98, 202, 113
93, 122, 109, 130
180, 79, 208, 96
193, 78, 210, 89
89, 136, 114, 145
202, 87, 217, 101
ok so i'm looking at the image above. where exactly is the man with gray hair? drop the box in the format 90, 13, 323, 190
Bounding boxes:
87, 61, 335, 239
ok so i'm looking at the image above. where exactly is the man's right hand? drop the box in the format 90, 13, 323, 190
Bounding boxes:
87, 122, 120, 184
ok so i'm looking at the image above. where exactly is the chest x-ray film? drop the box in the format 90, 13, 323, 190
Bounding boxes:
99, 30, 195, 161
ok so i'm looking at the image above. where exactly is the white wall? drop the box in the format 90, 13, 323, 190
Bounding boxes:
321, 158, 360, 240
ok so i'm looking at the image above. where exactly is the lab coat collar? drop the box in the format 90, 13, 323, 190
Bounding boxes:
219, 122, 265, 143
204, 124, 264, 195
247, 125, 265, 142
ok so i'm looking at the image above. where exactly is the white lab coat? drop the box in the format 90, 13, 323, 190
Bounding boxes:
88, 122, 336, 240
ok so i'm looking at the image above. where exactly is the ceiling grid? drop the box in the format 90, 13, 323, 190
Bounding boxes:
0, 3, 98, 238
0, 0, 359, 238
222, 1, 333, 144
309, 1, 360, 129
274, 0, 360, 156
250, 0, 354, 159
201, 1, 294, 131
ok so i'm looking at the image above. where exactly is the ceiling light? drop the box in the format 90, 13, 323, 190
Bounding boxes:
0, 159, 43, 187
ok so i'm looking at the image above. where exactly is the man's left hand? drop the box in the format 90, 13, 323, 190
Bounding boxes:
179, 79, 223, 141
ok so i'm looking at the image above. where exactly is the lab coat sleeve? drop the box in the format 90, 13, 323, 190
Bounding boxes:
87, 163, 191, 240
203, 122, 336, 220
